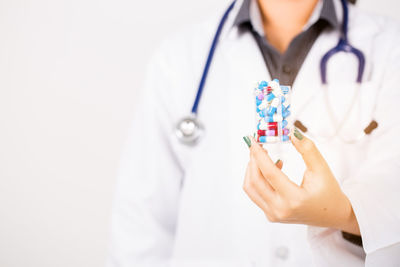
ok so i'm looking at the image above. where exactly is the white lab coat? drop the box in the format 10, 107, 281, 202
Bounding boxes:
108, 1, 400, 266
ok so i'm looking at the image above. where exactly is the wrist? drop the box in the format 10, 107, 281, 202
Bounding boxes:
336, 194, 360, 235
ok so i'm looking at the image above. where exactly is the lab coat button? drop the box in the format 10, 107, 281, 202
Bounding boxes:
275, 246, 289, 260
282, 64, 292, 74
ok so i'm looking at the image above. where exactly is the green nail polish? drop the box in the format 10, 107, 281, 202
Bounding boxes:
294, 128, 304, 140
275, 159, 281, 165
243, 136, 251, 148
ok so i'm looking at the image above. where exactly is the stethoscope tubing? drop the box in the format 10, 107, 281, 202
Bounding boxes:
191, 1, 237, 114
177, 0, 373, 145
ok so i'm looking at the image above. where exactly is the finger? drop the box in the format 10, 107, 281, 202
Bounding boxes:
275, 159, 283, 170
248, 136, 298, 193
243, 162, 270, 212
248, 156, 276, 203
290, 128, 328, 172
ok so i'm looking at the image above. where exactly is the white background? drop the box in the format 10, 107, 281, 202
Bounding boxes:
0, 0, 398, 266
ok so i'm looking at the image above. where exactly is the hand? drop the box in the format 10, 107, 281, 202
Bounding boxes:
242, 130, 360, 235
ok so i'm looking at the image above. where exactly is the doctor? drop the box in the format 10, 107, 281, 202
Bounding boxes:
108, 0, 400, 266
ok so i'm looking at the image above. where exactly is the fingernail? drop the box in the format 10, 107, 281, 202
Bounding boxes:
294, 128, 304, 140
243, 136, 251, 148
275, 159, 281, 165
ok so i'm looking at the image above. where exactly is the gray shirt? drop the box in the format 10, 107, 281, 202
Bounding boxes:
233, 0, 339, 86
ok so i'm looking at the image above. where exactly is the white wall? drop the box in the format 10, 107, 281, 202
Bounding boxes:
0, 1, 398, 267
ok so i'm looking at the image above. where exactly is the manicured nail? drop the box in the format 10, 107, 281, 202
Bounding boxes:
275, 159, 281, 165
294, 128, 304, 140
243, 136, 251, 148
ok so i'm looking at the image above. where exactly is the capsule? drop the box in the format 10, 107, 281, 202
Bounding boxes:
258, 121, 278, 130
259, 136, 279, 143
260, 128, 290, 136
258, 100, 268, 110
267, 106, 277, 116
282, 128, 290, 135
264, 114, 283, 123
281, 135, 289, 142
280, 86, 290, 94
282, 109, 291, 118
258, 81, 268, 89
258, 109, 267, 118
266, 93, 276, 102
257, 124, 277, 134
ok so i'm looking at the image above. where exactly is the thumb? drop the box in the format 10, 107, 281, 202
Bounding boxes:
290, 128, 328, 172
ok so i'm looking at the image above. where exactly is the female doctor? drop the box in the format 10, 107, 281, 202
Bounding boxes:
108, 0, 400, 266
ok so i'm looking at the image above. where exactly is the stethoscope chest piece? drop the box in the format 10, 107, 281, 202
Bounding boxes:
175, 114, 204, 145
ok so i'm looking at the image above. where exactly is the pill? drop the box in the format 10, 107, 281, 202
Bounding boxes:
282, 128, 290, 135
256, 98, 262, 106
258, 121, 278, 130
265, 114, 283, 122
271, 97, 280, 107
281, 135, 289, 142
258, 109, 267, 117
259, 136, 279, 143
257, 122, 268, 130
266, 93, 276, 102
264, 86, 273, 95
282, 109, 291, 118
266, 130, 276, 136
282, 101, 290, 109
259, 81, 268, 88
280, 86, 290, 94
258, 100, 268, 110
262, 128, 290, 136
257, 130, 266, 136
282, 120, 288, 128
270, 80, 281, 92
257, 94, 264, 100
267, 106, 277, 116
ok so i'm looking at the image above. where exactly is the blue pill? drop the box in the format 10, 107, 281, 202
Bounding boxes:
256, 99, 262, 106
273, 78, 279, 83
259, 136, 267, 143
267, 106, 277, 116
282, 135, 289, 142
280, 96, 286, 103
256, 107, 261, 113
282, 120, 288, 128
264, 116, 274, 123
282, 110, 291, 118
266, 93, 276, 102
258, 109, 267, 117
281, 86, 290, 94
259, 81, 268, 88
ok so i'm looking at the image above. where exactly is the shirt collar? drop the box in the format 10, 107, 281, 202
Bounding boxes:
233, 0, 339, 34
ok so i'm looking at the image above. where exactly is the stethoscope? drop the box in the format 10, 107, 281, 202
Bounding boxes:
175, 0, 378, 145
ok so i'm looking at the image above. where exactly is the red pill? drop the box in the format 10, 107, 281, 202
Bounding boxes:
257, 130, 266, 136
